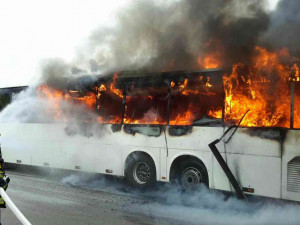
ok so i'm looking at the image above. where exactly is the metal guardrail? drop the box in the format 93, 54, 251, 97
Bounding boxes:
0, 187, 32, 225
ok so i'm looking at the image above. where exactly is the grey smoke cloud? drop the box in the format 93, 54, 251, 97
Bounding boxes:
0, 86, 98, 124
263, 0, 300, 56
38, 0, 299, 83
63, 173, 300, 225
79, 0, 270, 73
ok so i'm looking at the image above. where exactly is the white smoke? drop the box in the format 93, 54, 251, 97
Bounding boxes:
62, 173, 300, 225
0, 86, 98, 124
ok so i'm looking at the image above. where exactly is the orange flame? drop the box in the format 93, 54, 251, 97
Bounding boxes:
37, 85, 64, 119
36, 47, 300, 127
224, 47, 296, 127
197, 53, 221, 69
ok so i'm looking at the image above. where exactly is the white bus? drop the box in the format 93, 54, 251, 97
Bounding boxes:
0, 69, 300, 202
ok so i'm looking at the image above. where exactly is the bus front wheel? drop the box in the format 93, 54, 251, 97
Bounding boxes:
125, 153, 156, 188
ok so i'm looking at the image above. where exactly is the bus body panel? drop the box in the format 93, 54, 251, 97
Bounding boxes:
220, 128, 282, 157
215, 128, 282, 198
282, 130, 300, 201
166, 127, 224, 186
1, 122, 300, 202
167, 149, 213, 184
0, 123, 164, 180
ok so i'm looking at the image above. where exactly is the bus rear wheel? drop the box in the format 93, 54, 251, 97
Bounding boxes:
178, 159, 208, 192
125, 153, 156, 188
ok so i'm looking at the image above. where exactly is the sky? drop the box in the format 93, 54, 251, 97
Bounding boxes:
0, 0, 280, 88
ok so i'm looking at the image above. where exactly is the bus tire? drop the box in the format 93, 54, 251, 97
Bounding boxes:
178, 159, 208, 192
125, 153, 156, 188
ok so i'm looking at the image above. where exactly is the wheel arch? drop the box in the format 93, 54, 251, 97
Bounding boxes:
169, 153, 209, 184
124, 150, 158, 180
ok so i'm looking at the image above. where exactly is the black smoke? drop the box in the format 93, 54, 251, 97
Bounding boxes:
83, 0, 270, 73
263, 0, 300, 57
42, 0, 300, 80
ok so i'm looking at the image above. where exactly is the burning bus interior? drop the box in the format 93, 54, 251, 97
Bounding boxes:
1, 47, 299, 131
35, 69, 225, 129
34, 51, 300, 131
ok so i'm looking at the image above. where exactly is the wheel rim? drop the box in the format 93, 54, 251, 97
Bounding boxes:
133, 162, 151, 184
180, 167, 202, 191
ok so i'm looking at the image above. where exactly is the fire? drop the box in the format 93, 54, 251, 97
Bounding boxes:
208, 108, 222, 119
37, 47, 300, 128
224, 47, 297, 128
197, 39, 223, 69
95, 72, 123, 124
169, 105, 194, 125
37, 85, 64, 119
169, 75, 223, 125
110, 73, 123, 98
71, 92, 96, 109
197, 53, 221, 69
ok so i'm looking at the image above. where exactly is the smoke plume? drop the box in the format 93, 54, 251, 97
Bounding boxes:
263, 0, 300, 57
63, 173, 300, 225
34, 0, 300, 84
80, 0, 270, 73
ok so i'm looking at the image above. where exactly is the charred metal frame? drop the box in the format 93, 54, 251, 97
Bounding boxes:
290, 81, 295, 129
166, 83, 171, 125
92, 69, 227, 127
209, 138, 246, 200
121, 86, 127, 125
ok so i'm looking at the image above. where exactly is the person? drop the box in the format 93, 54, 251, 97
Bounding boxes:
0, 146, 9, 208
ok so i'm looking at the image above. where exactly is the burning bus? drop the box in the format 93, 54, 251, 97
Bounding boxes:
1, 47, 300, 201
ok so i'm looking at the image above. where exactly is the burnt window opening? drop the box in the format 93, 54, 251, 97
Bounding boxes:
65, 91, 96, 111
124, 86, 168, 125
223, 65, 291, 128
169, 74, 223, 126
0, 86, 27, 112
0, 93, 11, 111
95, 82, 123, 124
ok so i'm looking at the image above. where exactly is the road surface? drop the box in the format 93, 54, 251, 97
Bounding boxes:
1, 165, 300, 225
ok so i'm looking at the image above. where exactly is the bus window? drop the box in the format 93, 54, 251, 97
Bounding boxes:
95, 85, 123, 124
0, 93, 11, 111
65, 91, 96, 111
223, 65, 291, 128
124, 86, 168, 124
169, 75, 223, 125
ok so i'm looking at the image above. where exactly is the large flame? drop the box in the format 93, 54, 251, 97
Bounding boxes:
224, 47, 298, 128
197, 53, 222, 69
37, 85, 64, 120
37, 47, 300, 128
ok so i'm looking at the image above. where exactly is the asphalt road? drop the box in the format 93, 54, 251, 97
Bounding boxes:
1, 166, 300, 225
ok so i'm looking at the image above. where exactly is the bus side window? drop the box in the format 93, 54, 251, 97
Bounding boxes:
169, 74, 223, 126
124, 86, 168, 125
0, 93, 11, 111
95, 84, 123, 124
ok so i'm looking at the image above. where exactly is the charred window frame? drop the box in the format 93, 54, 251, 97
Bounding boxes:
168, 72, 224, 127
94, 77, 123, 124
291, 81, 300, 129
0, 86, 27, 112
116, 71, 224, 127
223, 64, 294, 129
0, 92, 11, 112
123, 82, 169, 125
